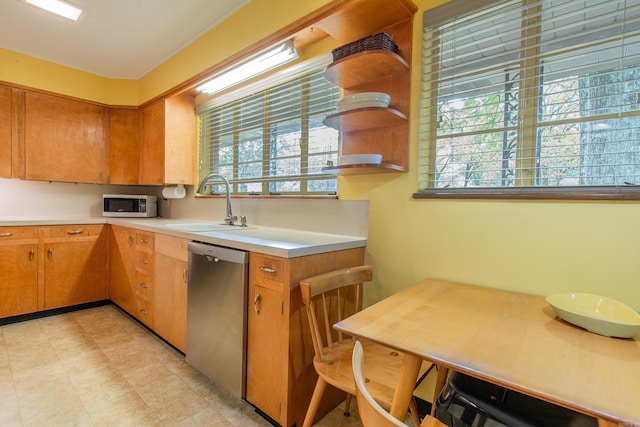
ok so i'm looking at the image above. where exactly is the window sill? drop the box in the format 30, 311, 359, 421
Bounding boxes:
413, 186, 640, 201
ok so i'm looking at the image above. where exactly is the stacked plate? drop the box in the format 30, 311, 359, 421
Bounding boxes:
337, 92, 391, 112
338, 154, 383, 165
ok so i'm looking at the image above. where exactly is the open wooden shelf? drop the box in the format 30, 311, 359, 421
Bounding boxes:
322, 163, 406, 175
324, 50, 409, 89
323, 107, 407, 132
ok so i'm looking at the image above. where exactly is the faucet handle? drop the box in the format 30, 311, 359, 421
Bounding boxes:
225, 215, 238, 226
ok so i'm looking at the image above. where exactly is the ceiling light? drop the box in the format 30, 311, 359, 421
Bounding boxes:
26, 0, 83, 21
197, 41, 298, 95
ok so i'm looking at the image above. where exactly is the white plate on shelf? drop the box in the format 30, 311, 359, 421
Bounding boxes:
337, 92, 391, 112
338, 154, 383, 165
546, 293, 640, 338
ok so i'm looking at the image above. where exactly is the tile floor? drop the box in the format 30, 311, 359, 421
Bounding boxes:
0, 304, 365, 427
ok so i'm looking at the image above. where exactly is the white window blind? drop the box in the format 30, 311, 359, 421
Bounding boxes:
417, 0, 640, 198
198, 67, 339, 196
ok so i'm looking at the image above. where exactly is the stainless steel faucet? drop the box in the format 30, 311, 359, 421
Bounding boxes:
196, 173, 238, 226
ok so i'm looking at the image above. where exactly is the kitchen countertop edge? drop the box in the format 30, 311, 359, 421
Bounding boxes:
0, 217, 367, 258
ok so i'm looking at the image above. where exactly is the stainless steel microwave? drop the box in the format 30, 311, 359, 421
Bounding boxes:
103, 194, 157, 217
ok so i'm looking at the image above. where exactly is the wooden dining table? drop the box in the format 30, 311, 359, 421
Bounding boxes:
333, 279, 640, 426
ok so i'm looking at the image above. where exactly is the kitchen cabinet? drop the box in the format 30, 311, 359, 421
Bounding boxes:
139, 93, 195, 185
153, 233, 189, 352
246, 247, 365, 427
0, 226, 38, 318
108, 108, 139, 185
132, 231, 154, 328
0, 86, 12, 178
108, 225, 137, 314
39, 225, 108, 310
317, 0, 416, 176
24, 92, 107, 183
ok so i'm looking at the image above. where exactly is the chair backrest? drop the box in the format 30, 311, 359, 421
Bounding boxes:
353, 341, 447, 427
300, 265, 372, 362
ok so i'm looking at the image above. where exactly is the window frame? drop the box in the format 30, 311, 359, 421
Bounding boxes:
196, 59, 340, 198
414, 0, 640, 201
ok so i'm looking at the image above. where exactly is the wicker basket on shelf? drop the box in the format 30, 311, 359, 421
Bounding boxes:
331, 32, 399, 61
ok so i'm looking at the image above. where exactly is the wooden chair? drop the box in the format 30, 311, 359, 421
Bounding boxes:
353, 340, 447, 427
300, 265, 431, 427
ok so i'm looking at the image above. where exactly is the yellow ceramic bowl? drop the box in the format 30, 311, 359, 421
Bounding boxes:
546, 293, 640, 338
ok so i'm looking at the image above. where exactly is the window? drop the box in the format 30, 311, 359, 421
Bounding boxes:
417, 0, 640, 199
197, 67, 339, 196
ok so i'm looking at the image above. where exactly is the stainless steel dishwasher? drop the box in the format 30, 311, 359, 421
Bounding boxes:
186, 241, 249, 399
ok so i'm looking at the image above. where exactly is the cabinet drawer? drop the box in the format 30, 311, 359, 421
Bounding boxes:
39, 224, 104, 239
251, 254, 285, 292
135, 271, 153, 299
135, 250, 154, 272
134, 296, 154, 327
155, 233, 189, 261
135, 231, 154, 251
0, 226, 38, 243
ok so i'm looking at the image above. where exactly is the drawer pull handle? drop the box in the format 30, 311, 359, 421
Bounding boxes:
140, 239, 148, 244
29, 249, 35, 261
127, 235, 134, 246
140, 259, 147, 265
140, 309, 148, 315
183, 268, 188, 283
260, 266, 277, 274
47, 247, 53, 259
66, 230, 83, 235
139, 282, 148, 289
0, 232, 12, 237
253, 293, 261, 315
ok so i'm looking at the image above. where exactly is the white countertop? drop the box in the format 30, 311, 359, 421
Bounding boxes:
0, 217, 367, 258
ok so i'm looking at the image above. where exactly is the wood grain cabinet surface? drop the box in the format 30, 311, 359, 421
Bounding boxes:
132, 231, 155, 328
108, 225, 137, 314
139, 93, 195, 185
153, 233, 189, 352
246, 248, 365, 427
108, 108, 139, 185
25, 92, 107, 184
0, 226, 38, 318
0, 86, 12, 178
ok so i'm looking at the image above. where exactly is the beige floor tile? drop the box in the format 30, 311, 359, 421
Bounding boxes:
0, 305, 370, 427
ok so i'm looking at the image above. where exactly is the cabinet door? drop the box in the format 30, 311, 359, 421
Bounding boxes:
108, 225, 136, 314
0, 227, 38, 318
139, 99, 165, 185
154, 253, 188, 351
108, 108, 139, 185
246, 281, 285, 423
41, 225, 107, 310
25, 92, 106, 183
0, 86, 11, 178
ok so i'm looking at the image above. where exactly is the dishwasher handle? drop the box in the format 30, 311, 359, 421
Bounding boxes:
188, 241, 248, 264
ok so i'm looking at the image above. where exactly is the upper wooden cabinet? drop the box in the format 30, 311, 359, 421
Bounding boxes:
24, 92, 107, 183
139, 93, 196, 185
108, 108, 140, 185
0, 86, 12, 178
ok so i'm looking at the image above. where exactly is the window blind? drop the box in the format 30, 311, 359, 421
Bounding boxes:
417, 0, 640, 196
198, 67, 339, 196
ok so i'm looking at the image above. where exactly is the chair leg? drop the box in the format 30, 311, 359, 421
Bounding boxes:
302, 377, 327, 427
409, 397, 421, 426
343, 392, 352, 416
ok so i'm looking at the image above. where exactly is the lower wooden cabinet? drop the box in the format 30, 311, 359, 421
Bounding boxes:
153, 234, 189, 352
108, 225, 136, 313
0, 226, 38, 317
40, 225, 108, 310
246, 248, 365, 427
132, 231, 155, 328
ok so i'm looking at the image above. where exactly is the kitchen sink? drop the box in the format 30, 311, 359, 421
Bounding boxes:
158, 223, 254, 232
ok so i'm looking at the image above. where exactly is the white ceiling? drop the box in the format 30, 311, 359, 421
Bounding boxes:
0, 0, 251, 79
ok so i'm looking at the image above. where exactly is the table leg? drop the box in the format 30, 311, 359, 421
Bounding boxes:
430, 365, 449, 416
390, 353, 422, 420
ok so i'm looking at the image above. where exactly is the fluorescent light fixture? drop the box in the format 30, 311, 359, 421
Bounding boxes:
197, 41, 298, 95
26, 0, 83, 21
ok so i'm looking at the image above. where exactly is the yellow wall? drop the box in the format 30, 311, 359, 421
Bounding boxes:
359, 0, 640, 312
3, 0, 639, 311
